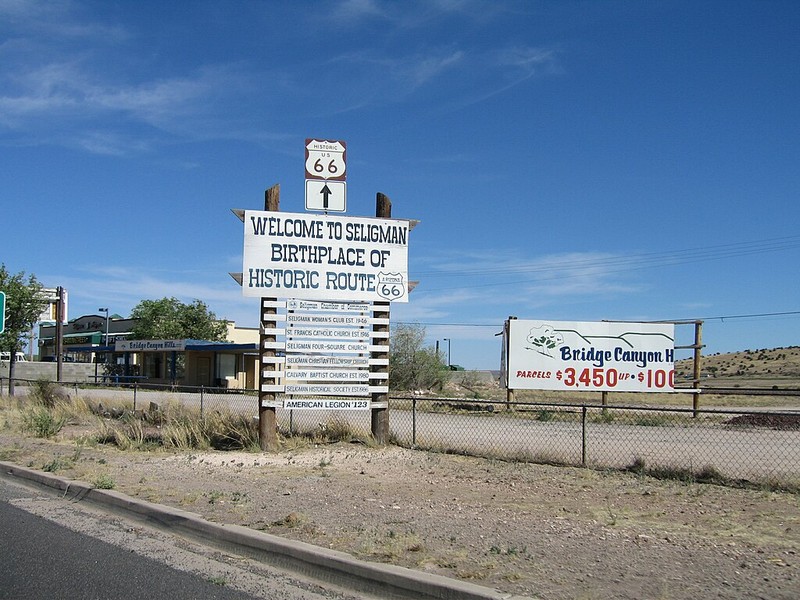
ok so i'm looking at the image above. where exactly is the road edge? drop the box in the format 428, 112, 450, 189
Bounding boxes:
0, 460, 533, 600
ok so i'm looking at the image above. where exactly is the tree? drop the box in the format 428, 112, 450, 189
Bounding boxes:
389, 323, 449, 391
129, 297, 229, 341
130, 297, 228, 342
0, 264, 48, 395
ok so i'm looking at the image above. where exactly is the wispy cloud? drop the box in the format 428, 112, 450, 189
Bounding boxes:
404, 50, 464, 87
328, 0, 386, 23
50, 264, 255, 324
0, 55, 253, 151
448, 45, 560, 108
325, 0, 507, 29
1, 0, 558, 152
0, 0, 128, 41
415, 249, 644, 301
0, 2, 256, 151
323, 47, 464, 90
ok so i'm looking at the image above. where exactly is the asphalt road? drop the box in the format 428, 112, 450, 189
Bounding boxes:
0, 478, 362, 600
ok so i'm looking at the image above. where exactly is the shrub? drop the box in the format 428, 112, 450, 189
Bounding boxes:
92, 474, 115, 489
30, 379, 69, 409
21, 407, 66, 438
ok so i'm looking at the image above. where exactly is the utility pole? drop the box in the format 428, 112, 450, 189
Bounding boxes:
55, 286, 64, 383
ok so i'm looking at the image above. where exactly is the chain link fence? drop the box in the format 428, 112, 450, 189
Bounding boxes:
390, 397, 800, 486
3, 378, 798, 487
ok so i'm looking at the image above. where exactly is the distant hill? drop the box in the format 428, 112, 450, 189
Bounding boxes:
675, 346, 800, 380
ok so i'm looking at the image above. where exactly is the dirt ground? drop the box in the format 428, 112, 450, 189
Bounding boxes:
1, 426, 798, 600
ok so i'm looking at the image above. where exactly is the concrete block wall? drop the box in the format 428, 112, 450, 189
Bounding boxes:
0, 362, 98, 383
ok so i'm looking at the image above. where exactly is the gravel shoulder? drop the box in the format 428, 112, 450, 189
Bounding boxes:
1, 428, 798, 600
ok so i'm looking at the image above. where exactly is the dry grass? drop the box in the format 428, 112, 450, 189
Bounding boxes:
1, 391, 380, 454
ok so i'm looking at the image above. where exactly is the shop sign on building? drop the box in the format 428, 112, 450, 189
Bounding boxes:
116, 339, 187, 352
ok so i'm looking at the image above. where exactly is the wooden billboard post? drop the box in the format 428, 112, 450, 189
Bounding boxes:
692, 320, 703, 417
259, 184, 280, 451
242, 184, 409, 449
371, 193, 392, 444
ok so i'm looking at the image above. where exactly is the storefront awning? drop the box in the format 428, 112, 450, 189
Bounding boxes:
63, 332, 102, 345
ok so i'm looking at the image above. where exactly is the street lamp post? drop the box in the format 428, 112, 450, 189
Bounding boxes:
443, 338, 451, 367
98, 308, 109, 347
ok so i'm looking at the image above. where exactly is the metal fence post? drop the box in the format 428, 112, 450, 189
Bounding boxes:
200, 385, 204, 417
692, 321, 703, 417
133, 382, 137, 412
581, 406, 587, 467
412, 397, 417, 447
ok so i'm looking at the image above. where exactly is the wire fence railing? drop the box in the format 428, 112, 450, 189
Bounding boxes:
2, 378, 799, 487
390, 397, 800, 486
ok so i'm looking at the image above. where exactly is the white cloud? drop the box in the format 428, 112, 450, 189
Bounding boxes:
404, 50, 464, 88
329, 0, 385, 23
413, 249, 646, 307
49, 264, 254, 324
0, 1, 557, 150
0, 0, 127, 39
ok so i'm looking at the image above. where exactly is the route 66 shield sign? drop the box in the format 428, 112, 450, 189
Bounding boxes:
305, 139, 346, 181
376, 272, 406, 301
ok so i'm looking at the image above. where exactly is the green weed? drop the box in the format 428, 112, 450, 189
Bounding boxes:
92, 473, 115, 489
20, 407, 66, 438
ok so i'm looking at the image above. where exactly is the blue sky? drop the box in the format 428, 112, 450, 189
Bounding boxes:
2, 0, 798, 369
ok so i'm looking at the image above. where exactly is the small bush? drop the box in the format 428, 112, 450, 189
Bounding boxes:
593, 410, 615, 424
21, 407, 66, 438
112, 416, 156, 450
627, 457, 733, 486
42, 455, 73, 472
30, 379, 69, 409
92, 474, 115, 489
633, 414, 672, 427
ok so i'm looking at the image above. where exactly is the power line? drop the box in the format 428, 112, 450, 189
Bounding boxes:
411, 234, 800, 291
694, 310, 800, 322
397, 310, 800, 329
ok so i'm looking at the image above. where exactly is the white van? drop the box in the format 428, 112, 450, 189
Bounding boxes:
0, 352, 27, 362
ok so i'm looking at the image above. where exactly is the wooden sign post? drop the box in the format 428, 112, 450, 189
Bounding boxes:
371, 193, 392, 443
259, 184, 280, 451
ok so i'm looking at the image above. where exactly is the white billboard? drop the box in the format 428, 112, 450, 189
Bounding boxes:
243, 211, 409, 303
507, 319, 675, 392
37, 287, 66, 323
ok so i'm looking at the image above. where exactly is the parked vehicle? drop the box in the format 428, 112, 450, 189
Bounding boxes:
0, 352, 27, 362
41, 355, 75, 362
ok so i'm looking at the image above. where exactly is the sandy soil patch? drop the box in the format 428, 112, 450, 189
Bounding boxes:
1, 428, 798, 599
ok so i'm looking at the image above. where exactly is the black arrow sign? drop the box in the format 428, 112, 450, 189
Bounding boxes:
320, 184, 332, 209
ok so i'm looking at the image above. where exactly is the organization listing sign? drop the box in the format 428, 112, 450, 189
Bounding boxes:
243, 211, 409, 302
507, 319, 675, 392
284, 398, 369, 410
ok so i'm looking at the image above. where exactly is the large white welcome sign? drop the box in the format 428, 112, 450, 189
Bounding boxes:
507, 319, 675, 392
243, 211, 409, 303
